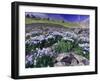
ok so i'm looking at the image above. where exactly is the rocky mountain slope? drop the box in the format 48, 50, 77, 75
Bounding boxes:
25, 23, 89, 68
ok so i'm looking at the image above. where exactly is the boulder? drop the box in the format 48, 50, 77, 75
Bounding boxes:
82, 59, 89, 65
54, 52, 89, 66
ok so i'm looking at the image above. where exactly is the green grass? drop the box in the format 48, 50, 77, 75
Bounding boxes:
25, 18, 80, 28
54, 40, 73, 53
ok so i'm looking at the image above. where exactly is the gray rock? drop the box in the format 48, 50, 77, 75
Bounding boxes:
61, 54, 79, 66
54, 53, 89, 66
82, 59, 89, 65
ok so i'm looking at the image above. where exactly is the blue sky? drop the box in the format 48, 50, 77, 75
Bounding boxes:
26, 12, 89, 22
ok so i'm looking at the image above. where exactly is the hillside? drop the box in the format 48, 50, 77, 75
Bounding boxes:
25, 18, 81, 28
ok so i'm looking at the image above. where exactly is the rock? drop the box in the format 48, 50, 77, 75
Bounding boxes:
65, 31, 78, 39
71, 58, 79, 66
54, 52, 89, 66
30, 31, 40, 35
62, 37, 74, 42
74, 28, 81, 34
26, 33, 31, 37
51, 31, 63, 36
61, 54, 79, 66
55, 53, 67, 62
54, 62, 65, 67
32, 35, 45, 41
82, 59, 89, 65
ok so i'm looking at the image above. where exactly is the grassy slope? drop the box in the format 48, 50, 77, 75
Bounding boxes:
25, 18, 80, 28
